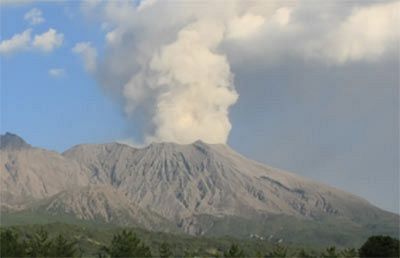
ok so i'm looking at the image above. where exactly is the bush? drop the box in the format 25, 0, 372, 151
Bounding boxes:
223, 244, 245, 258
340, 248, 358, 258
321, 246, 338, 258
159, 242, 173, 258
103, 230, 152, 257
359, 235, 399, 257
50, 234, 77, 257
265, 245, 288, 258
0, 229, 26, 257
296, 248, 314, 258
25, 228, 53, 257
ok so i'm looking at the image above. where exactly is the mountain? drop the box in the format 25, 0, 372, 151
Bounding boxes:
1, 133, 398, 246
29, 185, 176, 232
0, 133, 89, 211
0, 132, 31, 150
62, 141, 385, 222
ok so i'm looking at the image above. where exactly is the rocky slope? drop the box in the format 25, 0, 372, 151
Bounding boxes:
1, 133, 398, 242
0, 133, 89, 211
63, 141, 383, 220
29, 185, 175, 232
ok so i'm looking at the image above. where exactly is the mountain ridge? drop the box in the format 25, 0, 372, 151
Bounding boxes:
0, 132, 32, 150
1, 133, 398, 246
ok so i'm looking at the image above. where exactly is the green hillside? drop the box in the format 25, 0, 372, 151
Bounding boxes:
1, 210, 398, 251
1, 222, 292, 257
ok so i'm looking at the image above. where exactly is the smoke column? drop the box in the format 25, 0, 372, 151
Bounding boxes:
82, 0, 399, 144
129, 20, 237, 144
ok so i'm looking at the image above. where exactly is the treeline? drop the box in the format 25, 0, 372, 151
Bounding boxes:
1, 228, 399, 258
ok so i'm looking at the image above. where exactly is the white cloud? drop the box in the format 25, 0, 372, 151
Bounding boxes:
231, 1, 400, 65
0, 28, 64, 55
137, 0, 158, 12
0, 29, 32, 54
48, 68, 65, 77
32, 28, 64, 52
72, 42, 97, 72
272, 7, 292, 26
24, 8, 45, 25
81, 0, 400, 144
317, 2, 399, 64
227, 14, 265, 40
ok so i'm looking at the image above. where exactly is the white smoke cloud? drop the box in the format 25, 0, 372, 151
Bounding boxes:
81, 0, 399, 144
145, 20, 238, 143
227, 14, 265, 40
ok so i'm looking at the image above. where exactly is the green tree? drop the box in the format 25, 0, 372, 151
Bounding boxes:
359, 235, 399, 257
26, 227, 53, 257
50, 234, 77, 257
223, 244, 245, 258
254, 250, 264, 258
183, 249, 199, 258
159, 242, 173, 258
0, 229, 26, 257
265, 245, 288, 258
103, 230, 152, 257
296, 248, 315, 258
321, 246, 339, 258
340, 248, 358, 258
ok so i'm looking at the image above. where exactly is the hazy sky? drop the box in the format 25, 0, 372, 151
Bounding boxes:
0, 0, 398, 213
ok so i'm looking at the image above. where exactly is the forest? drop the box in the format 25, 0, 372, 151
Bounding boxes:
1, 224, 398, 258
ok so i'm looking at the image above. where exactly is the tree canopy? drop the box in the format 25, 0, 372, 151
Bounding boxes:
103, 229, 152, 258
223, 244, 245, 258
359, 235, 399, 257
1, 227, 399, 258
159, 242, 173, 258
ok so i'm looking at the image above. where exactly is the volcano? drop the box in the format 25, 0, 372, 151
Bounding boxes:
1, 133, 398, 247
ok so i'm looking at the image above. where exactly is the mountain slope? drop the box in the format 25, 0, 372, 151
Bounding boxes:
0, 132, 31, 150
1, 133, 398, 245
63, 140, 398, 235
29, 185, 176, 232
0, 133, 89, 211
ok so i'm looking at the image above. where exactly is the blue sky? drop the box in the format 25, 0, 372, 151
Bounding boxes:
1, 1, 398, 213
1, 2, 133, 150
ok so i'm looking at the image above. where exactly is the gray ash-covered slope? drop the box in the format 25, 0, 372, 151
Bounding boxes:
62, 141, 398, 238
1, 133, 398, 246
0, 132, 89, 211
29, 185, 175, 232
63, 142, 378, 220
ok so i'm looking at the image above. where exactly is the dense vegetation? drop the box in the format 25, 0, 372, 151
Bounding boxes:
0, 223, 398, 257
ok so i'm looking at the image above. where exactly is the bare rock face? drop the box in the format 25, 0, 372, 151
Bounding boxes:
63, 140, 377, 222
1, 145, 89, 210
1, 133, 398, 240
32, 185, 173, 231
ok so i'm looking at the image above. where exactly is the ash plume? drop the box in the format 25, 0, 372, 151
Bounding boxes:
80, 0, 399, 144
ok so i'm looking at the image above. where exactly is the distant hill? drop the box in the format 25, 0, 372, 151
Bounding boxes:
0, 132, 31, 150
1, 133, 398, 247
